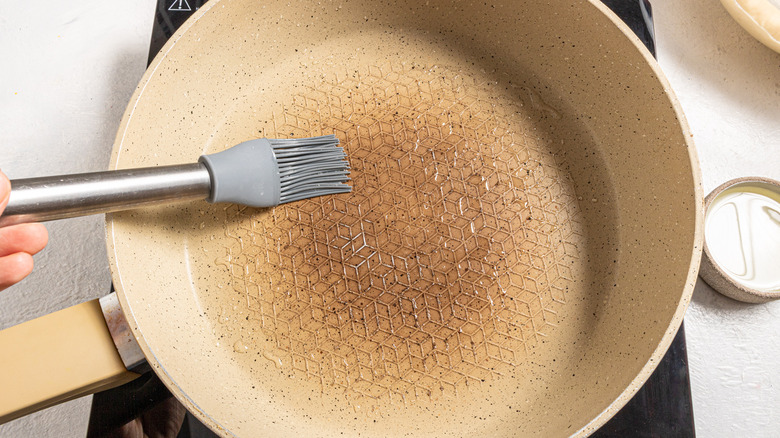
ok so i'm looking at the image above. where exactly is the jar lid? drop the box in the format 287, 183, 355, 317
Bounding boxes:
700, 177, 780, 303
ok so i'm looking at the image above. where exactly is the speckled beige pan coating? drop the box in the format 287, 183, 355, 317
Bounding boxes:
107, 0, 703, 436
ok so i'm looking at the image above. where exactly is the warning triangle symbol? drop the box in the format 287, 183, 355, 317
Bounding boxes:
168, 0, 192, 11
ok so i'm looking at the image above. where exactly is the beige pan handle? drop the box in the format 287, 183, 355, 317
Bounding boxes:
0, 294, 141, 423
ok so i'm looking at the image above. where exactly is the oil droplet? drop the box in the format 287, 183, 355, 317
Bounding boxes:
263, 351, 283, 368
522, 86, 562, 119
233, 340, 249, 353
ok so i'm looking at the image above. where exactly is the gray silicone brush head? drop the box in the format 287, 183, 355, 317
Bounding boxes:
198, 135, 351, 208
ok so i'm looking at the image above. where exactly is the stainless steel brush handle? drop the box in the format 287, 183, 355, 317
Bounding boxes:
0, 164, 211, 227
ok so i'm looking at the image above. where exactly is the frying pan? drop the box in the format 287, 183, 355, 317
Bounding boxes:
0, 0, 702, 436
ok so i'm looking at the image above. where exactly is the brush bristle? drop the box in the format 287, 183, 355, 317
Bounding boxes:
270, 135, 352, 204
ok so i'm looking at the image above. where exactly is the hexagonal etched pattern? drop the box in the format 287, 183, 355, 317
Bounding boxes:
219, 63, 582, 404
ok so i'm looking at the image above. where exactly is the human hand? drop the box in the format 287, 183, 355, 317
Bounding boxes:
0, 171, 48, 291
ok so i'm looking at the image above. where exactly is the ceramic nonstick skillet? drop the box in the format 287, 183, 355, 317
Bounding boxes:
0, 0, 702, 436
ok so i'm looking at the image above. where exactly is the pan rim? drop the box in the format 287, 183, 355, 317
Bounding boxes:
571, 2, 703, 436
106, 0, 704, 436
107, 0, 233, 435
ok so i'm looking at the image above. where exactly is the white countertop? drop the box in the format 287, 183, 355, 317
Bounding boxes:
654, 1, 780, 436
0, 0, 777, 436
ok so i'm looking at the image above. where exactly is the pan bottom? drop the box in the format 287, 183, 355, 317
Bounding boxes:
200, 59, 615, 414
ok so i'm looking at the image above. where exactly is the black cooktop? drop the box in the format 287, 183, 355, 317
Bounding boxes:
87, 1, 694, 437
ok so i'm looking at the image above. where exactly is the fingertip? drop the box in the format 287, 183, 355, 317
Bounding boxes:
0, 252, 34, 291
26, 223, 49, 255
0, 223, 50, 257
0, 170, 9, 211
17, 252, 34, 276
10, 252, 33, 278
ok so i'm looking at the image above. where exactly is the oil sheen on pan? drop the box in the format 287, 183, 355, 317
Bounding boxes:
197, 60, 613, 416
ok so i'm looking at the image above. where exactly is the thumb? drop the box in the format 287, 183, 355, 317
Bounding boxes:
0, 171, 10, 215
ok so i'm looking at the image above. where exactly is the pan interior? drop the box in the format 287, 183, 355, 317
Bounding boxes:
109, 0, 698, 436
207, 57, 612, 406
195, 59, 612, 435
